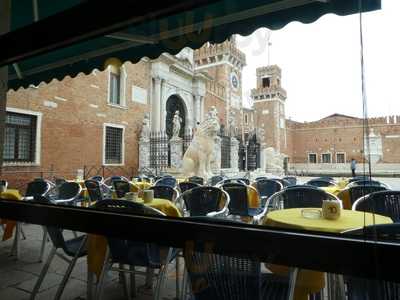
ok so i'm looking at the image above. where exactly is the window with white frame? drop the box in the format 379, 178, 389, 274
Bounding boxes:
321, 153, 332, 163
3, 109, 41, 164
108, 66, 126, 106
336, 152, 346, 163
308, 153, 317, 164
104, 125, 124, 165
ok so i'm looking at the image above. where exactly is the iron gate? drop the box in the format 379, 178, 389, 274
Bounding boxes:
150, 131, 168, 173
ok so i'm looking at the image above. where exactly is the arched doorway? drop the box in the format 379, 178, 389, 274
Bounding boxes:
165, 95, 186, 139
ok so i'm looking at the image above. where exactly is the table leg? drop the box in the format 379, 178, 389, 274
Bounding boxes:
11, 222, 20, 260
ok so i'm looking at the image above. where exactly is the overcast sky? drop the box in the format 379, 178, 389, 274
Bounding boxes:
237, 0, 399, 122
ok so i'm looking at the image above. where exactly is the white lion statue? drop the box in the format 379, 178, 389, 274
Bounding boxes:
182, 107, 220, 179
264, 147, 285, 174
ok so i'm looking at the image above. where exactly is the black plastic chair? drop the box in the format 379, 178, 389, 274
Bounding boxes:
94, 200, 178, 300
348, 175, 370, 183
352, 190, 400, 222
155, 176, 177, 188
50, 182, 82, 205
268, 186, 341, 210
89, 175, 104, 183
103, 175, 129, 187
183, 240, 295, 300
216, 178, 250, 186
343, 224, 400, 300
306, 179, 336, 188
0, 179, 8, 191
179, 182, 200, 193
221, 183, 265, 222
254, 179, 283, 207
188, 176, 204, 185
337, 185, 387, 208
112, 180, 131, 198
177, 186, 230, 217
25, 180, 51, 199
30, 197, 87, 300
149, 185, 179, 202
347, 180, 388, 189
282, 176, 297, 186
255, 176, 269, 181
273, 178, 291, 188
85, 179, 106, 202
209, 175, 226, 186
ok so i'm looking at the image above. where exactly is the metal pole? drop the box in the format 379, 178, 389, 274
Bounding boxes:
0, 0, 11, 175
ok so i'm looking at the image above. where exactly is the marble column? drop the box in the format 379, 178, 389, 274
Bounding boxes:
170, 137, 183, 169
194, 95, 201, 126
152, 77, 162, 131
230, 137, 239, 171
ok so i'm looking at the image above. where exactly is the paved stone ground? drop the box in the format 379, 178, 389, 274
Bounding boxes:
0, 225, 181, 300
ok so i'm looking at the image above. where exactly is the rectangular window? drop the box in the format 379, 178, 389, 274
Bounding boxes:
321, 153, 331, 163
4, 112, 36, 162
109, 72, 121, 105
105, 126, 123, 164
308, 153, 317, 164
262, 77, 270, 88
336, 153, 345, 163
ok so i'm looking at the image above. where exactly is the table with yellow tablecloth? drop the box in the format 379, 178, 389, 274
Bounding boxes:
264, 208, 392, 300
0, 189, 23, 241
87, 198, 181, 278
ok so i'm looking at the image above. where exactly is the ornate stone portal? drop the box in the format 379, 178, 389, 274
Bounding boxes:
182, 106, 220, 179
139, 114, 151, 170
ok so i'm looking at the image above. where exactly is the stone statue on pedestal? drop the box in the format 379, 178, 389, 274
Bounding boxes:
182, 106, 220, 180
140, 113, 150, 142
228, 110, 236, 136
172, 110, 182, 139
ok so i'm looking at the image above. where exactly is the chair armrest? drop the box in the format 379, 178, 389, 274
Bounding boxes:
207, 206, 229, 218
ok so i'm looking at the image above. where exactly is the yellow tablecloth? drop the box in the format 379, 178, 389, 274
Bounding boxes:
87, 198, 181, 278
0, 189, 22, 241
131, 181, 152, 190
264, 208, 392, 300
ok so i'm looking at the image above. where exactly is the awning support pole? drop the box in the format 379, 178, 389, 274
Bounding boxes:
0, 0, 11, 175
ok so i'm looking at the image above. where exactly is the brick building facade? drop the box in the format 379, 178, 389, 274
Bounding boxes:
3, 36, 399, 187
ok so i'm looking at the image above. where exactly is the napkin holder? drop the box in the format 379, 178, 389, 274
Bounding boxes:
322, 200, 341, 220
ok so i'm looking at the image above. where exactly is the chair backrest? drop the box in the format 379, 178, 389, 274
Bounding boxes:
84, 179, 103, 202
54, 178, 67, 187
57, 182, 82, 201
184, 244, 264, 300
155, 176, 177, 188
347, 180, 385, 188
25, 180, 51, 197
221, 183, 250, 216
254, 179, 283, 206
338, 185, 387, 207
348, 175, 370, 183
218, 178, 249, 186
94, 200, 165, 265
90, 175, 104, 183
112, 180, 131, 198
343, 224, 400, 300
282, 176, 297, 186
149, 185, 178, 201
306, 179, 336, 188
181, 186, 226, 216
0, 180, 8, 190
210, 175, 225, 186
255, 176, 268, 181
179, 182, 200, 193
273, 178, 291, 188
104, 175, 129, 187
188, 176, 204, 185
353, 191, 400, 222
269, 186, 340, 210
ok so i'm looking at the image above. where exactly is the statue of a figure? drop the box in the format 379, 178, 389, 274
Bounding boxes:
172, 110, 182, 138
208, 106, 218, 120
140, 113, 150, 141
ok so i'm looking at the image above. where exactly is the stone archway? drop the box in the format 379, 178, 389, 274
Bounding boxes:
165, 94, 186, 139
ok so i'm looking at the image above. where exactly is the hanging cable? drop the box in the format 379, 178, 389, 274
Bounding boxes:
359, 0, 372, 180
